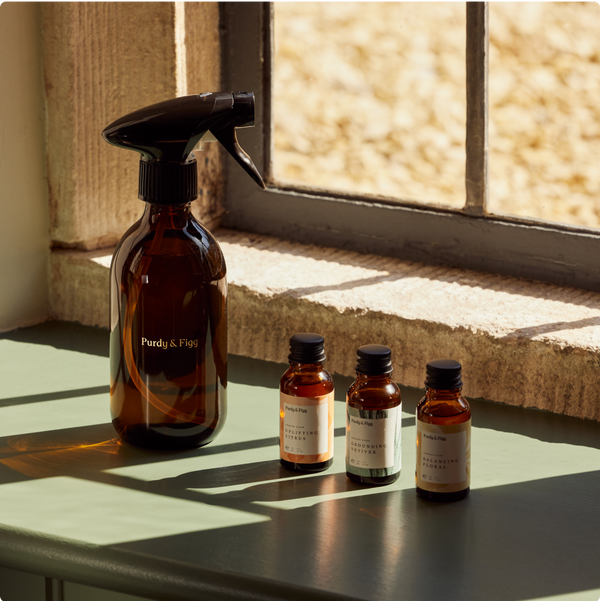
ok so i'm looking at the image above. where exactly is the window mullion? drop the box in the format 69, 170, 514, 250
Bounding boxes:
465, 2, 489, 215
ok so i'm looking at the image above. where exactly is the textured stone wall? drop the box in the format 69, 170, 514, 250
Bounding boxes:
43, 2, 224, 325
52, 230, 600, 421
42, 2, 223, 252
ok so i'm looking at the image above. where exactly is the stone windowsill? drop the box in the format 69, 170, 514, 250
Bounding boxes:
49, 228, 600, 421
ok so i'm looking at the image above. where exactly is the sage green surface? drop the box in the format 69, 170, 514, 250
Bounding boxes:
0, 322, 599, 601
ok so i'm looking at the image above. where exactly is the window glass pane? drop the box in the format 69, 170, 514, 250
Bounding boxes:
273, 3, 466, 208
488, 2, 600, 228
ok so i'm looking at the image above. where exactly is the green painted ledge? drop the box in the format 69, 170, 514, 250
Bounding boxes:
0, 321, 599, 601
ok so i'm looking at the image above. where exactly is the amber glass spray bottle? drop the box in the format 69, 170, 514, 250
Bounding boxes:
102, 93, 265, 449
346, 345, 402, 486
280, 333, 334, 472
416, 359, 471, 501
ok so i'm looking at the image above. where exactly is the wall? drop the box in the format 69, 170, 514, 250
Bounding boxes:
42, 2, 223, 253
0, 3, 50, 332
0, 3, 223, 331
43, 3, 223, 325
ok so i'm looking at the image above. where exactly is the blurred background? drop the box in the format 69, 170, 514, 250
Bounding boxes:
273, 2, 600, 229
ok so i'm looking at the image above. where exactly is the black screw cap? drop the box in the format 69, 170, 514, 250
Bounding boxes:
355, 344, 393, 375
288, 333, 326, 363
425, 359, 463, 390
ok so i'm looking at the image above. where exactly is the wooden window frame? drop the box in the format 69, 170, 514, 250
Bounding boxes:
219, 2, 600, 292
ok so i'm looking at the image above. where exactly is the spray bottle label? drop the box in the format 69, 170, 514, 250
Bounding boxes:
140, 337, 199, 349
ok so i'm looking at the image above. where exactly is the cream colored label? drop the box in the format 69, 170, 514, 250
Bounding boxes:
416, 419, 471, 493
346, 406, 400, 470
280, 391, 334, 463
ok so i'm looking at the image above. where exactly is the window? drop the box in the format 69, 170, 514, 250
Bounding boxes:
272, 3, 467, 210
220, 3, 600, 292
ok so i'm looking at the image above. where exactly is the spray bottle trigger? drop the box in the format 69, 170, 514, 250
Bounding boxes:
211, 121, 265, 189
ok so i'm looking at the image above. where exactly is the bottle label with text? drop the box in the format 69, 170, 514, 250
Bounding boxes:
346, 404, 402, 477
280, 391, 334, 463
140, 337, 199, 349
416, 419, 471, 493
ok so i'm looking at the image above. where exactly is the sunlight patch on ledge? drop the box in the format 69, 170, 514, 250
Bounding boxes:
0, 477, 269, 545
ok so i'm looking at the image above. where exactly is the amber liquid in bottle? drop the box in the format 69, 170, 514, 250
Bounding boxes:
346, 373, 402, 486
109, 203, 227, 449
279, 352, 334, 472
416, 387, 471, 502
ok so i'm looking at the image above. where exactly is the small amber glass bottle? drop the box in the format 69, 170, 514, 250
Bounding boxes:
346, 345, 402, 486
279, 333, 334, 473
416, 359, 471, 502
